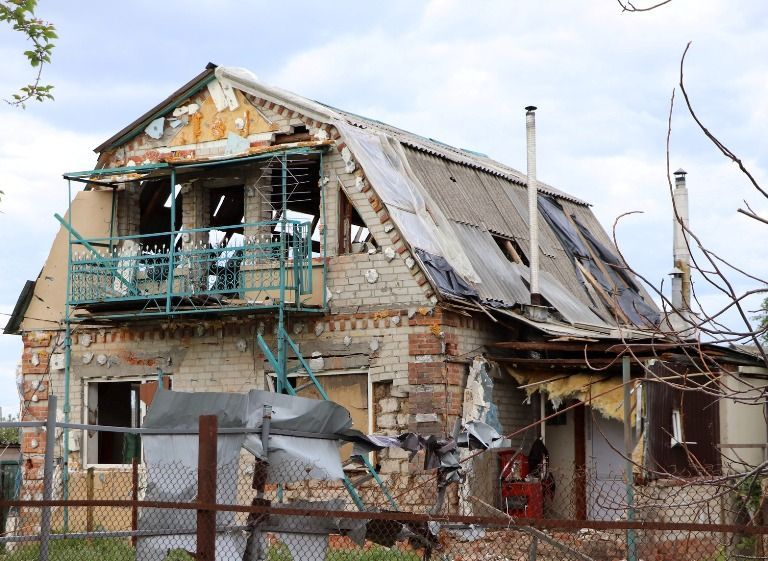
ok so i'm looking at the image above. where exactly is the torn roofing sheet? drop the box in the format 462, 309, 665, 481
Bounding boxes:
243, 390, 353, 482
334, 120, 650, 328
336, 120, 481, 284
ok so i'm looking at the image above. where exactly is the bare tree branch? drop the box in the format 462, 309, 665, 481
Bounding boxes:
616, 0, 674, 13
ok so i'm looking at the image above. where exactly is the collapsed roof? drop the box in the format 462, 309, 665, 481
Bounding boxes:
90, 65, 660, 332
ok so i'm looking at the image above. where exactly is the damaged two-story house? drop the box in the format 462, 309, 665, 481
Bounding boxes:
6, 64, 767, 521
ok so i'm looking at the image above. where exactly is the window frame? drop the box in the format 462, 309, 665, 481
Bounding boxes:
82, 375, 170, 469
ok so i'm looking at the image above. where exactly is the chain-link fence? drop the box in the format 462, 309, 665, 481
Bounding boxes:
2, 411, 767, 561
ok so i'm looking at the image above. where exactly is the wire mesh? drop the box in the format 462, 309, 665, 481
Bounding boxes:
2, 449, 768, 561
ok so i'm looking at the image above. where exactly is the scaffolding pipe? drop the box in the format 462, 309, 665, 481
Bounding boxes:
166, 168, 177, 314
62, 180, 72, 533
277, 154, 288, 393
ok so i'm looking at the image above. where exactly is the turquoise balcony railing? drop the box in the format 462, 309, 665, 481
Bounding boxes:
67, 221, 316, 318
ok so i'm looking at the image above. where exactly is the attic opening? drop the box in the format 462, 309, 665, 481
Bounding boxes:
138, 180, 183, 250
493, 234, 529, 267
338, 188, 374, 254
207, 184, 245, 249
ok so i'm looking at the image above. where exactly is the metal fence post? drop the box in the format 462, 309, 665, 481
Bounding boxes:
131, 458, 139, 547
39, 394, 57, 561
86, 467, 94, 538
196, 415, 217, 561
528, 535, 538, 561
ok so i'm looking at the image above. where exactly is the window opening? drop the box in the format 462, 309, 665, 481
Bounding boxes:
86, 378, 171, 465
139, 179, 183, 249
163, 184, 183, 208
671, 409, 683, 447
339, 188, 374, 254
493, 234, 528, 266
208, 185, 244, 230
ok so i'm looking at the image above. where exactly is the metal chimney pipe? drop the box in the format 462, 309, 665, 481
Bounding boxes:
526, 106, 542, 305
671, 169, 690, 310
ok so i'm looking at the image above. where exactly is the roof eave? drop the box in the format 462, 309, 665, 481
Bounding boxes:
3, 280, 36, 335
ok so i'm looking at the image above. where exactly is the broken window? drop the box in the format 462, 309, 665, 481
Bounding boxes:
493, 234, 528, 266
258, 155, 324, 257
85, 377, 170, 465
139, 180, 183, 250
338, 188, 374, 254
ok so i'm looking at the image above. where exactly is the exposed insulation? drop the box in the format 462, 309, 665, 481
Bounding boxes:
505, 368, 636, 425
170, 89, 275, 147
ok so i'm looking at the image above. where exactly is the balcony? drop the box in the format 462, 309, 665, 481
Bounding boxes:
68, 221, 322, 319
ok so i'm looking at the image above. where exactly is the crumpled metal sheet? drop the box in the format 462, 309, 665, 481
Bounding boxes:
458, 421, 504, 450
137, 389, 356, 560
243, 390, 352, 482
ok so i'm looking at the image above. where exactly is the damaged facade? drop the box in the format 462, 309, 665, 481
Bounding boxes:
6, 63, 768, 526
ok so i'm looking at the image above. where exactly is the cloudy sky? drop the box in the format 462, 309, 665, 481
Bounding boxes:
1, 0, 767, 416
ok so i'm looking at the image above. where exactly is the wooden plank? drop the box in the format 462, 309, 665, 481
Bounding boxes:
495, 357, 623, 366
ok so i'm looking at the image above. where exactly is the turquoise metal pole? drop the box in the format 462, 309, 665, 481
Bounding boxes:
54, 214, 138, 295
623, 355, 637, 561
277, 155, 288, 393
166, 169, 177, 314
62, 180, 73, 532
320, 152, 328, 310
109, 186, 117, 254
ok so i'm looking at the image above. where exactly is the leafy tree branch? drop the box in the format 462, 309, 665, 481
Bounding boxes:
0, 0, 56, 107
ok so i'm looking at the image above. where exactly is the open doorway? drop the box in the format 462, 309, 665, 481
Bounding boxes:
85, 377, 171, 466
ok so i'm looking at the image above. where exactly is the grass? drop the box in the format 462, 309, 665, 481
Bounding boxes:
0, 538, 418, 561
0, 537, 136, 561
268, 543, 420, 561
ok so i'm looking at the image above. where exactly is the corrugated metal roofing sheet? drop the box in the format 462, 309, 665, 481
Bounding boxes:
448, 223, 532, 306
331, 109, 589, 206
207, 67, 658, 329
402, 145, 626, 323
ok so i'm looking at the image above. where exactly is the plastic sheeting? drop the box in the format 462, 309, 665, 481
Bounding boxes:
538, 195, 659, 327
336, 121, 481, 284
414, 248, 478, 300
138, 390, 248, 561
136, 389, 356, 561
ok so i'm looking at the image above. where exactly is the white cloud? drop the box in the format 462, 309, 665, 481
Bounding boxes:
264, 0, 768, 343
0, 110, 103, 417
